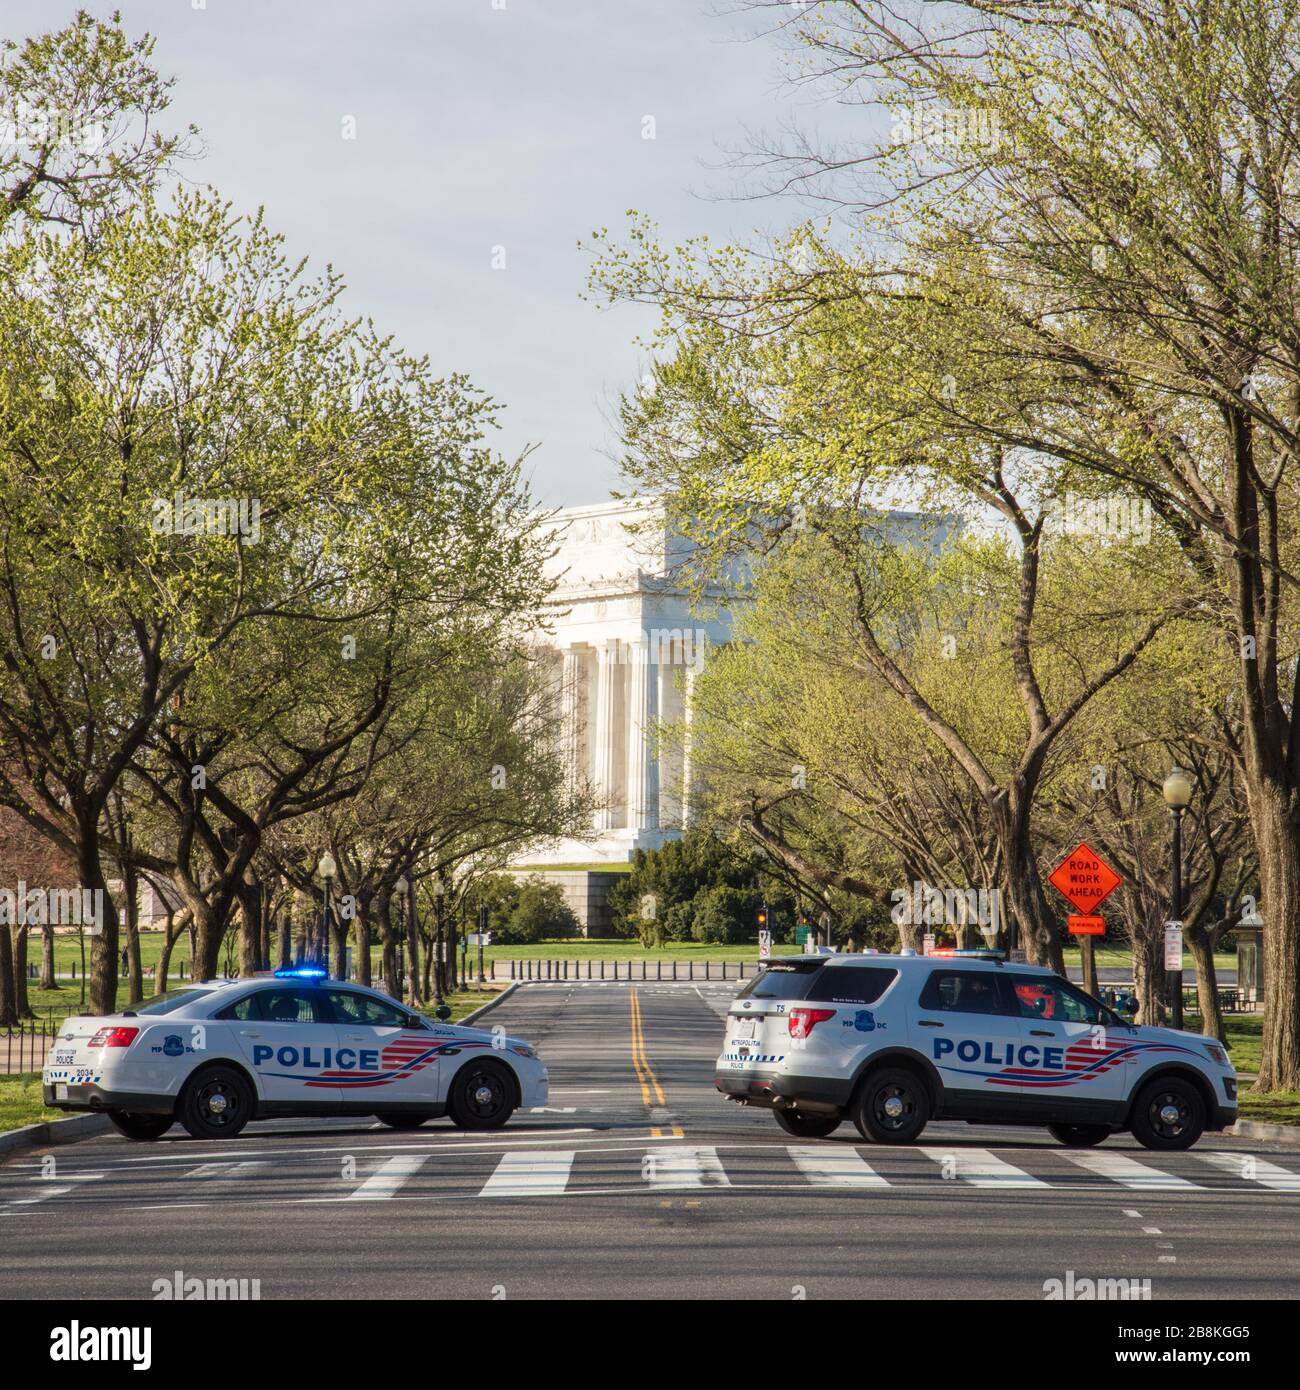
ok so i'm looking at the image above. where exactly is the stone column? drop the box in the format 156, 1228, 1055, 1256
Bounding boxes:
594, 640, 620, 830
626, 637, 659, 831
681, 662, 697, 829
561, 646, 584, 788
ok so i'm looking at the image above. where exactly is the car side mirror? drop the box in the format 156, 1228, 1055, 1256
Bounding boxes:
435, 1004, 452, 1022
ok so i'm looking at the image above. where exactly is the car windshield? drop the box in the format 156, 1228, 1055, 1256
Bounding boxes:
128, 989, 215, 1016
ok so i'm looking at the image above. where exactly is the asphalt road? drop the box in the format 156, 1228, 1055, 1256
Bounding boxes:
1, 980, 1295, 1300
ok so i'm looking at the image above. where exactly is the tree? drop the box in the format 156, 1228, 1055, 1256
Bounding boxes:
705, 0, 1300, 1090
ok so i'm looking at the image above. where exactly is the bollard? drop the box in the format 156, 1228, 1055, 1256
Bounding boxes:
657, 960, 662, 980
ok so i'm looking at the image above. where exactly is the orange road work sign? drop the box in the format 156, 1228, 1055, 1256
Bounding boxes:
1048, 841, 1122, 915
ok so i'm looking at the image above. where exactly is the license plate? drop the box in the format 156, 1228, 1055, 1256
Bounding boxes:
55, 1084, 68, 1100
732, 1018, 757, 1040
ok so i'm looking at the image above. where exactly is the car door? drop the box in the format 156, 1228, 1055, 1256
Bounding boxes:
915, 969, 1028, 1120
1006, 975, 1126, 1121
322, 989, 441, 1108
221, 985, 342, 1111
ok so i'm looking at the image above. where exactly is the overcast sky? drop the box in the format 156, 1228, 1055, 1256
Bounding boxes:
3, 0, 859, 507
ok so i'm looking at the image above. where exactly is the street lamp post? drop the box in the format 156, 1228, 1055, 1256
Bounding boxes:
393, 877, 408, 997
317, 850, 337, 976
1162, 766, 1193, 1030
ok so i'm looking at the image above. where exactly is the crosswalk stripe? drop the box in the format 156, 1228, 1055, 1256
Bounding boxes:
479, 1150, 577, 1197
924, 1148, 1048, 1188
187, 1161, 268, 1184
1061, 1151, 1201, 1191
787, 1146, 889, 1188
347, 1153, 432, 1200
645, 1146, 731, 1189
1199, 1152, 1300, 1192
12, 1172, 103, 1206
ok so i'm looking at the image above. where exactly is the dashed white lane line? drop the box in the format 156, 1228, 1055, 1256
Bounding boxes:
479, 1150, 576, 1197
927, 1148, 1049, 1189
346, 1154, 432, 1201
645, 1146, 731, 1190
1062, 1152, 1201, 1191
787, 1146, 889, 1188
1200, 1152, 1300, 1192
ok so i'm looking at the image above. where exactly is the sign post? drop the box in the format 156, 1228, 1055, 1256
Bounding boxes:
1049, 842, 1123, 997
1164, 921, 1184, 1028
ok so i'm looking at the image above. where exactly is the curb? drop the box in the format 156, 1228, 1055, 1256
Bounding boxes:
1228, 1118, 1300, 1144
0, 1111, 112, 1162
458, 982, 520, 1028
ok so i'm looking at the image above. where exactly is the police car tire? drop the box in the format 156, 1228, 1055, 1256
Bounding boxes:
1129, 1076, 1205, 1151
447, 1059, 516, 1130
107, 1110, 174, 1141
375, 1112, 436, 1129
178, 1064, 253, 1140
853, 1066, 931, 1144
1047, 1123, 1111, 1148
774, 1108, 842, 1139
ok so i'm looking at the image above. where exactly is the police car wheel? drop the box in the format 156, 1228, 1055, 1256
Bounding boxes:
1047, 1123, 1111, 1148
1129, 1077, 1205, 1151
853, 1067, 930, 1144
178, 1065, 252, 1140
774, 1108, 842, 1139
107, 1110, 174, 1141
447, 1060, 515, 1130
375, 1112, 436, 1129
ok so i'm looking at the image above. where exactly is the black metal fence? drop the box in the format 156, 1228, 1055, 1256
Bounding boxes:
496, 958, 757, 983
1, 1017, 59, 1075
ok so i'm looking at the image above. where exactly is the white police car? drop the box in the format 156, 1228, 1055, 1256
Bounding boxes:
42, 968, 547, 1141
715, 951, 1237, 1150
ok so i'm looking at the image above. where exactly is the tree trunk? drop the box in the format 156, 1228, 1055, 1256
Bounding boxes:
11, 921, 34, 1018
40, 924, 57, 990
79, 824, 118, 1016
354, 900, 372, 987
405, 893, 423, 1007
0, 919, 15, 1026
277, 915, 290, 971
123, 860, 143, 1005
375, 895, 398, 998
157, 910, 176, 996
998, 814, 1064, 972
1131, 923, 1164, 1028
1252, 793, 1300, 1092
237, 880, 261, 977
1186, 924, 1225, 1043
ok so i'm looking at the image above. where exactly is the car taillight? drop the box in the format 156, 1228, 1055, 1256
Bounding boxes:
787, 1008, 835, 1039
87, 1027, 139, 1048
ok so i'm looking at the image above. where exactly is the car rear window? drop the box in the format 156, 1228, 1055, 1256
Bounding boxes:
734, 961, 826, 1001
130, 989, 214, 1016
813, 965, 898, 1005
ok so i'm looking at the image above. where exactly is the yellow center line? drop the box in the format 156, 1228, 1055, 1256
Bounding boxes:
629, 987, 682, 1137
628, 987, 653, 1107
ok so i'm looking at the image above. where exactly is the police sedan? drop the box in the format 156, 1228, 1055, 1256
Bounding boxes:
42, 969, 547, 1140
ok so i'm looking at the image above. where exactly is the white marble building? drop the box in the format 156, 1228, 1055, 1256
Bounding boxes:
526, 497, 743, 865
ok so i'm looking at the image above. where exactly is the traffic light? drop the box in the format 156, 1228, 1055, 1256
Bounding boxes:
757, 904, 769, 930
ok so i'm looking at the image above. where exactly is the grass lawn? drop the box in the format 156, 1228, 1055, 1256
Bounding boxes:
1187, 1014, 1262, 1073
1062, 945, 1235, 974
0, 1073, 48, 1133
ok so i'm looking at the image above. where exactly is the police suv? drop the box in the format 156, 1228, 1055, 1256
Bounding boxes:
42, 969, 547, 1140
715, 951, 1237, 1150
